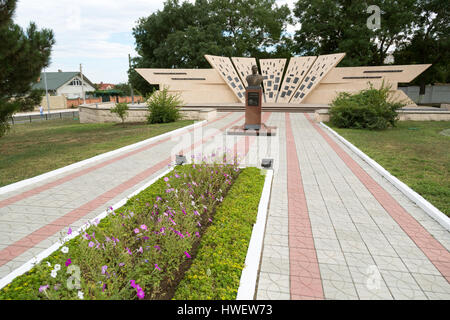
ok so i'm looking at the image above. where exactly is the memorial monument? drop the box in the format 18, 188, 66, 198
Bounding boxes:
245, 65, 264, 130
226, 65, 277, 136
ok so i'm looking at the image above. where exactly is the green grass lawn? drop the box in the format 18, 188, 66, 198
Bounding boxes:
327, 121, 450, 216
0, 119, 194, 187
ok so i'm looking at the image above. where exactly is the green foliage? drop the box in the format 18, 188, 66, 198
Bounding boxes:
130, 0, 292, 92
110, 102, 129, 126
0, 157, 243, 300
394, 0, 449, 94
293, 0, 417, 66
329, 82, 406, 130
146, 87, 182, 124
173, 167, 265, 300
0, 0, 54, 137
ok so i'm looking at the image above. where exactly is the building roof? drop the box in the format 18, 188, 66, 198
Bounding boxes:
98, 82, 116, 90
33, 71, 95, 91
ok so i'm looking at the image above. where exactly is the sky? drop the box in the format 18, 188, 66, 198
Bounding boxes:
14, 0, 297, 85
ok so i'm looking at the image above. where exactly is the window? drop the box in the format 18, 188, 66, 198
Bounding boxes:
69, 79, 82, 86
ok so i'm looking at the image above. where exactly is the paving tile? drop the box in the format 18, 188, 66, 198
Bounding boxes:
353, 281, 393, 300
311, 227, 337, 240
389, 287, 428, 300
339, 240, 370, 254
260, 256, 290, 276
256, 289, 291, 300
322, 279, 358, 300
261, 245, 290, 260
290, 275, 323, 298
257, 272, 290, 293
401, 258, 442, 275
316, 249, 347, 265
372, 255, 409, 272
343, 252, 376, 269
263, 233, 289, 247
319, 263, 353, 282
424, 291, 450, 300
379, 269, 422, 291
411, 273, 450, 294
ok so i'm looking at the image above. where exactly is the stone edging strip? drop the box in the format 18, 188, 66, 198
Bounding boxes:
319, 121, 450, 232
236, 169, 274, 300
0, 167, 174, 290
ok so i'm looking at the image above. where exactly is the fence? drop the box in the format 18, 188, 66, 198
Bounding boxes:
9, 111, 79, 125
66, 96, 143, 107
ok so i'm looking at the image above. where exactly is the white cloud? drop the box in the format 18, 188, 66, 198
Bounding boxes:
13, 0, 297, 83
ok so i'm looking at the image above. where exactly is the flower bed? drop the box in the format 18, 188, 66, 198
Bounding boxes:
0, 156, 265, 300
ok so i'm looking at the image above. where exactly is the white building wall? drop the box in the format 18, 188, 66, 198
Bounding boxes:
56, 76, 96, 99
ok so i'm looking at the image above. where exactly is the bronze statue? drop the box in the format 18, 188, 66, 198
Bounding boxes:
246, 65, 263, 88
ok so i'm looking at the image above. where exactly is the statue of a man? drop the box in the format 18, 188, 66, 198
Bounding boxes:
246, 65, 263, 88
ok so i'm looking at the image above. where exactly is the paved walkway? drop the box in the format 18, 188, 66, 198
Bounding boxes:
255, 113, 450, 300
0, 112, 449, 300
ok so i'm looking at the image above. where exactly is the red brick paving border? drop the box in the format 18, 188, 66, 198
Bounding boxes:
285, 113, 324, 299
305, 113, 450, 283
0, 113, 246, 266
0, 112, 233, 209
0, 112, 272, 269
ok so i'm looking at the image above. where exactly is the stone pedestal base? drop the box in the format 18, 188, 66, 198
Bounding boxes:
226, 123, 277, 136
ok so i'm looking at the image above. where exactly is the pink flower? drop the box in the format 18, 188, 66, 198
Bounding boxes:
88, 241, 94, 248
137, 288, 145, 299
164, 177, 169, 182
140, 224, 147, 231
137, 247, 143, 253
184, 251, 191, 259
134, 228, 140, 234
175, 173, 180, 178
39, 285, 49, 293
125, 247, 132, 255
130, 280, 136, 288
65, 259, 72, 267
101, 265, 108, 274
67, 228, 72, 235
195, 232, 200, 238
154, 264, 161, 271
169, 217, 176, 225
154, 245, 161, 251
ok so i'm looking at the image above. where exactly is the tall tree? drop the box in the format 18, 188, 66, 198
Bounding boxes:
0, 0, 54, 137
394, 0, 449, 97
292, 0, 416, 66
130, 0, 292, 94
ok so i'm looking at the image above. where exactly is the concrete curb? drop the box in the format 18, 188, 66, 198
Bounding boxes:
236, 169, 274, 300
0, 167, 174, 290
0, 120, 206, 195
319, 122, 450, 232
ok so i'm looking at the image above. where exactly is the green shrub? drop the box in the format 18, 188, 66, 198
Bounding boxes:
329, 82, 406, 130
0, 154, 241, 300
146, 87, 182, 124
110, 102, 129, 126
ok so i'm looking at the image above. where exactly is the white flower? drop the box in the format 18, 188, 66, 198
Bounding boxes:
54, 264, 61, 271
50, 270, 57, 278
61, 246, 69, 254
77, 291, 84, 300
46, 262, 51, 267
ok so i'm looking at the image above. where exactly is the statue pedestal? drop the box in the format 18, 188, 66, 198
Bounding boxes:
245, 87, 262, 130
226, 87, 277, 136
